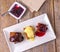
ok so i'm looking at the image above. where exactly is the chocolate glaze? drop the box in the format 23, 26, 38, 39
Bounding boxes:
10, 32, 24, 43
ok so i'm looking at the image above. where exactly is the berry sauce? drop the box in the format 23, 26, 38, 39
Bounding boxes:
10, 4, 24, 17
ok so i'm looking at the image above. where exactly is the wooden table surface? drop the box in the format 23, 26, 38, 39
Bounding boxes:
0, 0, 60, 52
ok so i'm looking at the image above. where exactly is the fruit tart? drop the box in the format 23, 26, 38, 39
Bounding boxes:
10, 32, 24, 43
35, 23, 48, 37
24, 26, 35, 41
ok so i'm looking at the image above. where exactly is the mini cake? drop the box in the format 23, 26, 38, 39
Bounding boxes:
35, 23, 48, 37
24, 26, 35, 41
10, 32, 24, 43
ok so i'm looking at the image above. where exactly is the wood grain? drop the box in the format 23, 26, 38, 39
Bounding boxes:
0, 0, 17, 52
54, 0, 60, 52
0, 0, 57, 52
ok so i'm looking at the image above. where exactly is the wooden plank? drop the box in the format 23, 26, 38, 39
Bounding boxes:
54, 0, 60, 52
0, 0, 17, 52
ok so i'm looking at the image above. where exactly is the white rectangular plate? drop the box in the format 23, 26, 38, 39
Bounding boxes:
3, 13, 56, 52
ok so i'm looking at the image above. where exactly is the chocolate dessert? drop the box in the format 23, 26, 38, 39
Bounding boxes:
10, 32, 24, 43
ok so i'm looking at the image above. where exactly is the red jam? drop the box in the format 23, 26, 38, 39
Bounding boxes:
35, 31, 46, 37
35, 23, 48, 37
10, 4, 24, 17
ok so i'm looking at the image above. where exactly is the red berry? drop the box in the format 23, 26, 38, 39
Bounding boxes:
35, 23, 48, 37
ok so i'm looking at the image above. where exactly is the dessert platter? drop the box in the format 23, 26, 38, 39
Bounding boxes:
3, 14, 56, 52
